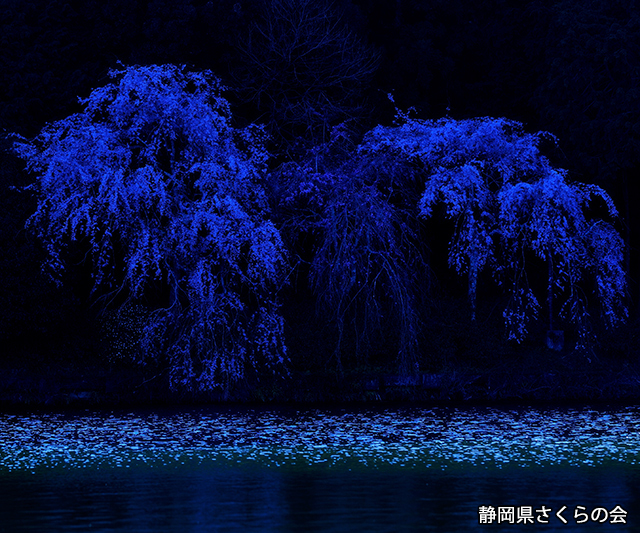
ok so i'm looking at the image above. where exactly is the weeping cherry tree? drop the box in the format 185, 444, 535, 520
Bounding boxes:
499, 169, 627, 346
358, 112, 627, 343
360, 115, 549, 320
13, 64, 288, 392
271, 123, 428, 375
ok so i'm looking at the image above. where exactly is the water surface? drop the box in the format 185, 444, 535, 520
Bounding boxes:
1, 406, 638, 531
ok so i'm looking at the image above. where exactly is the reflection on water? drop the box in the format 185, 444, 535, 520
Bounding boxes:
0, 406, 639, 531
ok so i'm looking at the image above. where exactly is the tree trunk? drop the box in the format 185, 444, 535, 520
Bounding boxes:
547, 249, 553, 331
545, 249, 563, 350
469, 259, 477, 321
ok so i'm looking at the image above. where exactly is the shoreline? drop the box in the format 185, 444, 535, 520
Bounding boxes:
1, 361, 639, 411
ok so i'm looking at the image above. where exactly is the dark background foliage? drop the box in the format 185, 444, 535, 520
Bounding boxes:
2, 0, 640, 402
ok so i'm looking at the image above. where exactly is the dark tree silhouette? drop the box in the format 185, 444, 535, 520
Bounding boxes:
233, 0, 380, 153
271, 122, 428, 375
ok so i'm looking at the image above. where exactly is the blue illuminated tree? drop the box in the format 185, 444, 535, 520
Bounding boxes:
13, 64, 288, 392
359, 111, 627, 344
360, 114, 548, 321
499, 169, 627, 346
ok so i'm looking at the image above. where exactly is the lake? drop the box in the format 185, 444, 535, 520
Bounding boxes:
0, 405, 638, 531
